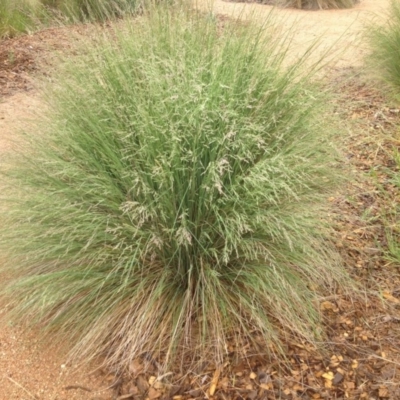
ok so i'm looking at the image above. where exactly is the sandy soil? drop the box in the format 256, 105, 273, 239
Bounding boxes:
0, 323, 115, 400
0, 0, 394, 399
198, 0, 390, 67
0, 93, 39, 153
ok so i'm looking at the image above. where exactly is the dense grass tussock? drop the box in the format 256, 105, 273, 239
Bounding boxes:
278, 0, 358, 9
0, 9, 354, 371
367, 0, 400, 99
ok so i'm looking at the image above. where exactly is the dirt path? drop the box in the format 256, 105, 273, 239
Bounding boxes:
0, 1, 395, 399
199, 0, 390, 67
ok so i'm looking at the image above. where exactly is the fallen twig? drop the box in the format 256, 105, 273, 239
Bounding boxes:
5, 375, 38, 399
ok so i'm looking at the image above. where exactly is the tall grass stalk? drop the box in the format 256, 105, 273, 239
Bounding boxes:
0, 6, 354, 371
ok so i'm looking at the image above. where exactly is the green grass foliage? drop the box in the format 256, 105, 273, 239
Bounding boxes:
278, 0, 358, 9
0, 0, 40, 37
386, 150, 400, 265
0, 8, 354, 370
367, 2, 400, 264
42, 0, 139, 22
367, 0, 400, 98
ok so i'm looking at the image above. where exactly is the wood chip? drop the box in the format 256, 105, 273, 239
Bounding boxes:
322, 372, 334, 380
148, 376, 156, 386
333, 372, 344, 385
148, 387, 161, 399
129, 359, 143, 376
137, 375, 149, 394
209, 367, 222, 396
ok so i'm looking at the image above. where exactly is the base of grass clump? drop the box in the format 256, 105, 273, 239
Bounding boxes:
0, 6, 357, 372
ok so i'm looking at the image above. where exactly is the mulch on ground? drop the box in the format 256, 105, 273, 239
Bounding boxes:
0, 24, 95, 97
1, 27, 400, 400
0, 35, 36, 96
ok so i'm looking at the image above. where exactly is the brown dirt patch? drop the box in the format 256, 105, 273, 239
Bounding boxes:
0, 23, 96, 98
0, 323, 115, 400
0, 40, 36, 97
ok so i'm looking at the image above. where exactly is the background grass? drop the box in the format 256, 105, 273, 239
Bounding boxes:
0, 0, 42, 37
0, 0, 362, 39
385, 150, 400, 265
367, 1, 400, 266
367, 0, 400, 100
276, 0, 358, 9
42, 0, 139, 22
0, 0, 140, 37
0, 6, 356, 371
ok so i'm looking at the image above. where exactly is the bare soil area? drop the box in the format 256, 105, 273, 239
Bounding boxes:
199, 0, 390, 67
1, 1, 400, 399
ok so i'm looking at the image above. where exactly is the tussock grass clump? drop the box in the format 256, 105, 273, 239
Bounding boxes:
0, 8, 354, 371
367, 0, 400, 99
278, 0, 358, 9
